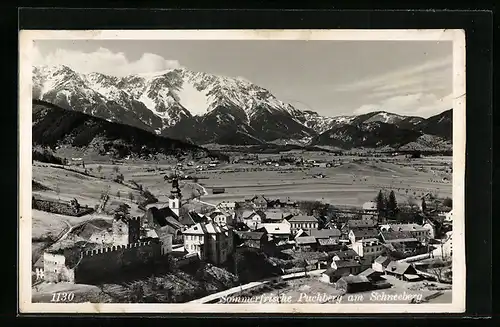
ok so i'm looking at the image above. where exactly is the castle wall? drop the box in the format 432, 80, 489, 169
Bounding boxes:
74, 240, 161, 284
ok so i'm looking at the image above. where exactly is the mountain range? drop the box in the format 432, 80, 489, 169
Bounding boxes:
32, 65, 452, 150
32, 100, 225, 161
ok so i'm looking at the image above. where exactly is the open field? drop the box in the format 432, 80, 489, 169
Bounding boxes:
32, 154, 451, 211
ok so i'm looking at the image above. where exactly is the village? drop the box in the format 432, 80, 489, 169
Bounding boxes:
32, 154, 454, 304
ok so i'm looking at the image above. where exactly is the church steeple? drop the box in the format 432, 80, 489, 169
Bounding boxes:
168, 175, 181, 217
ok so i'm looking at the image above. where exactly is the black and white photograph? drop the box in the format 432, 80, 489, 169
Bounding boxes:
18, 29, 465, 313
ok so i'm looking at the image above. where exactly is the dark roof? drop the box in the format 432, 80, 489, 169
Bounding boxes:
348, 219, 377, 228
323, 267, 337, 277
334, 259, 361, 268
251, 195, 268, 203
235, 231, 265, 241
338, 275, 370, 284
352, 228, 379, 239
296, 236, 317, 245
374, 255, 392, 266
332, 249, 358, 259
289, 215, 319, 223
380, 230, 418, 242
147, 206, 182, 229
309, 228, 341, 239
385, 261, 417, 275
358, 268, 382, 277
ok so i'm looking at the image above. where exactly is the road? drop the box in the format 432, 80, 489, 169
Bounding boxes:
188, 269, 326, 304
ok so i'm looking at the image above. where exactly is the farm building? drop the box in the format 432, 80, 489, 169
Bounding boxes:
336, 275, 373, 293
212, 187, 226, 194
295, 236, 318, 251
384, 261, 421, 281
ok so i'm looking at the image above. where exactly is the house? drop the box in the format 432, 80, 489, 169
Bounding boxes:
422, 219, 436, 240
389, 224, 429, 242
331, 259, 362, 275
262, 209, 284, 223
256, 223, 291, 241
351, 238, 384, 261
320, 267, 340, 283
288, 215, 319, 234
208, 209, 234, 226
216, 201, 237, 212
250, 195, 269, 209
309, 228, 341, 242
336, 275, 373, 293
234, 231, 268, 251
384, 261, 420, 281
184, 211, 210, 226
348, 228, 379, 244
144, 206, 184, 243
241, 210, 263, 230
347, 219, 377, 229
358, 268, 386, 283
372, 255, 392, 272
182, 222, 234, 265
379, 230, 420, 250
295, 236, 317, 251
331, 249, 359, 261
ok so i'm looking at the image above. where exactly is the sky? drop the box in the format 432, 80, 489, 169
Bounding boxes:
33, 40, 453, 118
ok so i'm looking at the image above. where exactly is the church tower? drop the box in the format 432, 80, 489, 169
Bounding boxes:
168, 177, 182, 217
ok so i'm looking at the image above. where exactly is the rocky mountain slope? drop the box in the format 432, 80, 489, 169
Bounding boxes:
33, 65, 452, 150
32, 100, 224, 161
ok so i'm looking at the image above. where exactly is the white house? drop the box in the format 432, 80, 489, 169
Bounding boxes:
352, 238, 384, 261
242, 210, 263, 230
182, 222, 234, 265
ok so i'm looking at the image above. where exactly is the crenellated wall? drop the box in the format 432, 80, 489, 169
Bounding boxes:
74, 239, 161, 284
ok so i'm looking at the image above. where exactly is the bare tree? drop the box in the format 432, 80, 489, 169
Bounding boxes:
116, 191, 121, 199
113, 166, 120, 174
128, 192, 135, 204
55, 185, 60, 201
97, 165, 103, 176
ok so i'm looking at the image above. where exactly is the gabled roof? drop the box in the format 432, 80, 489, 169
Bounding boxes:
258, 223, 291, 235
380, 230, 418, 242
288, 215, 318, 223
390, 223, 428, 232
338, 275, 370, 284
374, 255, 392, 266
334, 259, 361, 268
358, 268, 382, 277
251, 195, 268, 203
146, 206, 182, 229
296, 236, 317, 245
242, 210, 260, 219
235, 231, 266, 241
332, 249, 358, 259
183, 222, 232, 235
385, 261, 417, 275
351, 228, 379, 239
263, 210, 283, 220
309, 228, 341, 239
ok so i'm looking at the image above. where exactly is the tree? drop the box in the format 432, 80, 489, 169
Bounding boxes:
376, 190, 386, 218
55, 185, 61, 201
116, 191, 121, 199
387, 191, 398, 219
443, 197, 452, 208
113, 166, 120, 174
97, 165, 103, 175
128, 192, 135, 204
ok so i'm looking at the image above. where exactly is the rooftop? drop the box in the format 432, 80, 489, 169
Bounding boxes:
183, 222, 232, 235
347, 219, 377, 228
309, 228, 341, 239
295, 236, 317, 245
362, 201, 378, 211
352, 228, 379, 238
338, 275, 370, 284
289, 215, 319, 223
235, 231, 265, 241
258, 223, 291, 235
380, 230, 418, 242
334, 259, 361, 268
